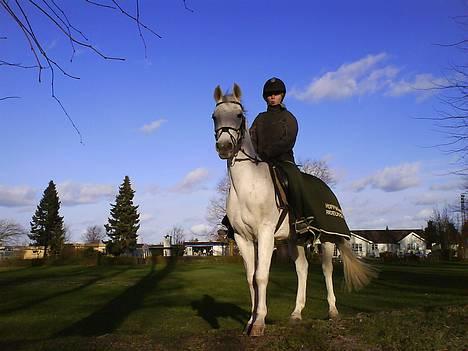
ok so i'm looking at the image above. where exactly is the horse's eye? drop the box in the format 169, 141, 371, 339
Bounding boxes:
237, 113, 243, 119
212, 114, 216, 120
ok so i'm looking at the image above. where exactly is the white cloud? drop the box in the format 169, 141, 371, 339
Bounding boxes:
140, 212, 155, 223
429, 181, 463, 191
190, 223, 211, 236
414, 208, 433, 220
291, 53, 443, 102
171, 168, 210, 193
57, 181, 114, 206
387, 74, 445, 101
0, 185, 36, 207
291, 53, 398, 101
351, 163, 421, 192
411, 192, 450, 206
140, 119, 167, 134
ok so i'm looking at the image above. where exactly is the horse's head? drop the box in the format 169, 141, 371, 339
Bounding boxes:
212, 83, 246, 160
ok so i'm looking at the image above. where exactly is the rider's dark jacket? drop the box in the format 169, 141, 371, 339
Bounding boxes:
249, 104, 298, 163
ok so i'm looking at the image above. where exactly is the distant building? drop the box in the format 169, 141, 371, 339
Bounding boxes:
0, 246, 45, 260
346, 229, 427, 257
183, 241, 228, 256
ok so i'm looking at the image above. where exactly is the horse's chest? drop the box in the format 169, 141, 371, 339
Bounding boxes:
226, 193, 259, 237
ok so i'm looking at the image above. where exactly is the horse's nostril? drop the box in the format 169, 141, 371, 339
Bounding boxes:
217, 141, 232, 151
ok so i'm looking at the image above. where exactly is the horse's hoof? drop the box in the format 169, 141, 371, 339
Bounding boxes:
289, 313, 302, 323
242, 324, 252, 335
249, 324, 265, 337
328, 309, 340, 320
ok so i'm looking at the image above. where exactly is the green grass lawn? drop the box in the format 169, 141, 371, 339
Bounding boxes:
0, 259, 466, 350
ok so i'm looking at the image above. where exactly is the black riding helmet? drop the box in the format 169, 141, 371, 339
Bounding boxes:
262, 77, 286, 101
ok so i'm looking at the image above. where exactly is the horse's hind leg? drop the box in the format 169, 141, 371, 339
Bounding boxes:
234, 234, 256, 334
322, 242, 339, 319
289, 242, 308, 321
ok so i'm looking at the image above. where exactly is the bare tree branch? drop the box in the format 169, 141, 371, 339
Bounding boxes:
1, 0, 164, 143
0, 96, 21, 101
298, 158, 337, 187
166, 225, 185, 244
82, 225, 105, 244
183, 0, 194, 13
0, 59, 39, 68
0, 219, 27, 245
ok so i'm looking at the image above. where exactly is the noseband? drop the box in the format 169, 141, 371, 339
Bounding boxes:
213, 100, 246, 157
213, 100, 260, 164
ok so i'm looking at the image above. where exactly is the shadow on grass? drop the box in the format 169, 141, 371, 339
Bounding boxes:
0, 266, 95, 289
1, 267, 130, 315
191, 294, 249, 329
56, 258, 177, 337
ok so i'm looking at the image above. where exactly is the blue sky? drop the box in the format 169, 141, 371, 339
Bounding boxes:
0, 0, 466, 243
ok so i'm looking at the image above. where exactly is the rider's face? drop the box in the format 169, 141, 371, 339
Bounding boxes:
266, 93, 284, 106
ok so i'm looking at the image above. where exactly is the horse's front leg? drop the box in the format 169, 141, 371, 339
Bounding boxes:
322, 242, 339, 318
234, 233, 256, 334
250, 229, 275, 336
288, 242, 309, 321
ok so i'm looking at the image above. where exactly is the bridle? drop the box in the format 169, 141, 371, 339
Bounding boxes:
213, 100, 261, 164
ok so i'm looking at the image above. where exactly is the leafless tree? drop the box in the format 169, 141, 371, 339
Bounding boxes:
82, 224, 105, 244
166, 225, 185, 244
63, 223, 73, 243
298, 158, 336, 187
425, 206, 460, 259
206, 173, 230, 237
0, 219, 27, 245
1, 0, 191, 142
420, 16, 467, 175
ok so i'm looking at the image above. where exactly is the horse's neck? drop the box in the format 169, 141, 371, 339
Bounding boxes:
228, 130, 266, 195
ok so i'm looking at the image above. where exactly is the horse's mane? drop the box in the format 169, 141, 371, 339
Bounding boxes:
220, 92, 247, 113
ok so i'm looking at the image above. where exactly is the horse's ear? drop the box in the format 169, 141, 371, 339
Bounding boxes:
214, 85, 223, 103
233, 83, 242, 101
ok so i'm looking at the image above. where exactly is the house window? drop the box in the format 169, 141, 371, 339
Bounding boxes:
333, 245, 338, 256
371, 244, 378, 250
358, 244, 363, 252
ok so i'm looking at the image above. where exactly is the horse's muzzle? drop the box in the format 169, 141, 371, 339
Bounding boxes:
216, 141, 233, 159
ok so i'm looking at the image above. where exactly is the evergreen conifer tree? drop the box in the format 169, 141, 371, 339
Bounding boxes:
104, 176, 140, 256
29, 181, 65, 256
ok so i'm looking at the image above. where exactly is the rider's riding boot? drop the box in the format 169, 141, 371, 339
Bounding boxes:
221, 215, 235, 240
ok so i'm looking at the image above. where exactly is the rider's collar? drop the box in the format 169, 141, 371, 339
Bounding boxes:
267, 104, 286, 112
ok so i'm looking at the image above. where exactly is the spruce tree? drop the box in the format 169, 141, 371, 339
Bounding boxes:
29, 181, 65, 256
104, 176, 140, 256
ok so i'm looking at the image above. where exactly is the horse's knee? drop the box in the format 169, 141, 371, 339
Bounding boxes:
322, 256, 333, 274
246, 275, 254, 286
296, 260, 308, 275
255, 272, 268, 286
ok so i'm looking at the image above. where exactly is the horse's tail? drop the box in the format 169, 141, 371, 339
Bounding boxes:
337, 239, 378, 292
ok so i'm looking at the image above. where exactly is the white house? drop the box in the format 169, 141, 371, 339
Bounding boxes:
343, 229, 427, 258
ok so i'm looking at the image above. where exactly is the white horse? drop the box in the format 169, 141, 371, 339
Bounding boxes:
212, 83, 376, 337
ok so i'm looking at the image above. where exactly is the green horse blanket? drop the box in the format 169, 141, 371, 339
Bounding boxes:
301, 173, 351, 240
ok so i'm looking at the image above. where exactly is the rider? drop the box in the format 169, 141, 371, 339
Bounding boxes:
250, 77, 315, 236
222, 77, 315, 239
